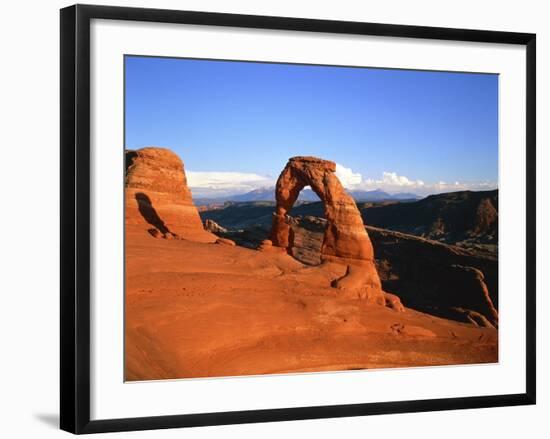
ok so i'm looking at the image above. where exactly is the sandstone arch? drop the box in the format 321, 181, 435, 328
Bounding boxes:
270, 156, 386, 304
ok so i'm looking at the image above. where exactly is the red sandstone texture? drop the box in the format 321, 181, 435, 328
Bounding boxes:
125, 147, 216, 242
125, 228, 498, 380
270, 156, 388, 306
124, 148, 498, 381
280, 216, 498, 327
271, 157, 375, 264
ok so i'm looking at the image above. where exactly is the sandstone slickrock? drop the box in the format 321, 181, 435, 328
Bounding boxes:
392, 324, 437, 338
125, 147, 216, 242
215, 237, 236, 246
270, 156, 389, 305
125, 150, 498, 380
148, 228, 162, 238
384, 292, 406, 313
331, 265, 385, 305
258, 239, 273, 251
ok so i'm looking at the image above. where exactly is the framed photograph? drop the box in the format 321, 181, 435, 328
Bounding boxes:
60, 4, 536, 434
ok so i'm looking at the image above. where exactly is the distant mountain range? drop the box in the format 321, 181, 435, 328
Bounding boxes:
194, 187, 421, 205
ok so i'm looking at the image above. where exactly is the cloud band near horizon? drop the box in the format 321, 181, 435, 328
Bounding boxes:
186, 163, 497, 198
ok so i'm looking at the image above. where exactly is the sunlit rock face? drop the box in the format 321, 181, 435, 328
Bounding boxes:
125, 147, 215, 242
271, 156, 385, 304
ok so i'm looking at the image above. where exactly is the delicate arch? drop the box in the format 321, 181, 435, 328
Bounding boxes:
270, 156, 377, 265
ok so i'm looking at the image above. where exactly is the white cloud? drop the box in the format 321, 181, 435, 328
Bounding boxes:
335, 163, 362, 188
359, 171, 425, 191
425, 179, 498, 194
186, 171, 274, 197
334, 165, 496, 196
186, 164, 497, 199
380, 171, 425, 187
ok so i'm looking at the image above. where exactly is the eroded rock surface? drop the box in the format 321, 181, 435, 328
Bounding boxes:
271, 157, 375, 264
270, 156, 388, 305
277, 215, 497, 325
125, 147, 216, 242
215, 237, 236, 246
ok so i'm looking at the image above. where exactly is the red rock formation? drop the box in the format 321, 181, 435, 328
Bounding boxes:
271, 156, 390, 306
125, 147, 216, 242
331, 264, 385, 305
278, 215, 498, 326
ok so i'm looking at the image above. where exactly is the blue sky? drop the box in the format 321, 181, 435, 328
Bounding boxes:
125, 56, 498, 197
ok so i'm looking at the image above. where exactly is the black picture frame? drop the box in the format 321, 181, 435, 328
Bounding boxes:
60, 4, 536, 434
